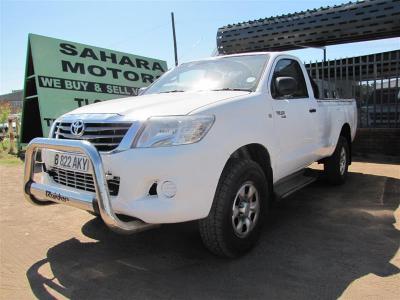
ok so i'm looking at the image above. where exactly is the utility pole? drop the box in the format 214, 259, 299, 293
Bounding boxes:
171, 12, 178, 66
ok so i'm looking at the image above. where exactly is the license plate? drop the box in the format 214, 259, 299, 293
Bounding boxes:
53, 152, 89, 173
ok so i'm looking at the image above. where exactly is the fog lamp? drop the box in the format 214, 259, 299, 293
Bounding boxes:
160, 181, 177, 198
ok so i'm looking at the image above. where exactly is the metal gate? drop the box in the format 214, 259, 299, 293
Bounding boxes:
305, 50, 400, 128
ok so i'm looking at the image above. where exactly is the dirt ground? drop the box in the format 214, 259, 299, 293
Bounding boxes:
1, 158, 399, 300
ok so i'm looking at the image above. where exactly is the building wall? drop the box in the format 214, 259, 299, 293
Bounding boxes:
353, 128, 400, 156
0, 90, 23, 111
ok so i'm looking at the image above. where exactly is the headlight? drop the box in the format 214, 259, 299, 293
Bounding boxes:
133, 115, 215, 148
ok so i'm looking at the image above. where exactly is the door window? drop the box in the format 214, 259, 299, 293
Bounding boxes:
271, 59, 309, 99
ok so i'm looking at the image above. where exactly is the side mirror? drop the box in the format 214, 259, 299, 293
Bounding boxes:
275, 77, 297, 97
138, 87, 148, 95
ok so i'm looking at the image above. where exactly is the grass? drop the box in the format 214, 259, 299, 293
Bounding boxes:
0, 153, 22, 166
0, 138, 22, 166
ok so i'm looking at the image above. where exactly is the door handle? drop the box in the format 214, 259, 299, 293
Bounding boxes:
309, 108, 317, 113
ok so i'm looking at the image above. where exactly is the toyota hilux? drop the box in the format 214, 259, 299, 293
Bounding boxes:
24, 52, 357, 257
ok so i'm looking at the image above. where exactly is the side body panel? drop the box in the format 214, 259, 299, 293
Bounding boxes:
314, 100, 358, 158
265, 54, 321, 178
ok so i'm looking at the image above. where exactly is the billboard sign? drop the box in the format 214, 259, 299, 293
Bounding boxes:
20, 34, 167, 144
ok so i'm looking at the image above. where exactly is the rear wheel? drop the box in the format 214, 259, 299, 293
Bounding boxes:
199, 159, 269, 257
324, 136, 349, 185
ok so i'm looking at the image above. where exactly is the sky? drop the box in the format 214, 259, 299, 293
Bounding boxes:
1, 0, 399, 95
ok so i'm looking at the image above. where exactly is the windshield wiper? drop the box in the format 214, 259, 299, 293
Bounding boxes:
211, 88, 252, 92
159, 90, 185, 94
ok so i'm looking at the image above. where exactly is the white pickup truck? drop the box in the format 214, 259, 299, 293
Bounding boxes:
24, 52, 357, 257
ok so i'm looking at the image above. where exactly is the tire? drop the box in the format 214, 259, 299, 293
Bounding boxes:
324, 136, 349, 185
199, 158, 269, 258
88, 211, 99, 217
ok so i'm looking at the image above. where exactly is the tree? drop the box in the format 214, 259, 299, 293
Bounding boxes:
0, 101, 12, 124
0, 101, 12, 152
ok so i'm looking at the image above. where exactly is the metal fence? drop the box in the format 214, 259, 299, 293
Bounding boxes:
305, 50, 400, 128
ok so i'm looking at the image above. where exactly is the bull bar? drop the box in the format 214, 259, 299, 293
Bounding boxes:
23, 138, 158, 234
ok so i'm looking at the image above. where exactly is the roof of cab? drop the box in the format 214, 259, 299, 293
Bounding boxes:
182, 51, 295, 64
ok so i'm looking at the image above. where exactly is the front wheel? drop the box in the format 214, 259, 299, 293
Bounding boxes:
199, 159, 269, 258
324, 136, 349, 185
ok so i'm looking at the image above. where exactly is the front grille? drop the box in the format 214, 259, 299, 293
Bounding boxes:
49, 167, 95, 193
48, 167, 120, 196
54, 122, 132, 152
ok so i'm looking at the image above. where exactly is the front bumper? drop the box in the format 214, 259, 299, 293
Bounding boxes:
23, 138, 158, 234
24, 137, 226, 231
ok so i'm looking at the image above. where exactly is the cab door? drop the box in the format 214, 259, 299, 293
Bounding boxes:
269, 57, 318, 177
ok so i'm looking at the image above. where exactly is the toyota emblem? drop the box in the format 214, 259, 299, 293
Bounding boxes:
70, 120, 85, 136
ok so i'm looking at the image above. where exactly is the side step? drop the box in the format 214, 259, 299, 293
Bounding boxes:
274, 168, 319, 200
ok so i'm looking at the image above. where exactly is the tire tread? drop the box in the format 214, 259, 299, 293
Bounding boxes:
199, 159, 265, 257
324, 136, 349, 185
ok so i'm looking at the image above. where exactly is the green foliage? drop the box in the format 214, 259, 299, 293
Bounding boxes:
0, 138, 21, 165
0, 101, 12, 124
1, 138, 10, 151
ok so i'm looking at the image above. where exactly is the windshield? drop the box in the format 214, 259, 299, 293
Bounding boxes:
144, 54, 269, 94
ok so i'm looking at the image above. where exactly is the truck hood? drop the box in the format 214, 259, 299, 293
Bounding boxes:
66, 91, 249, 119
